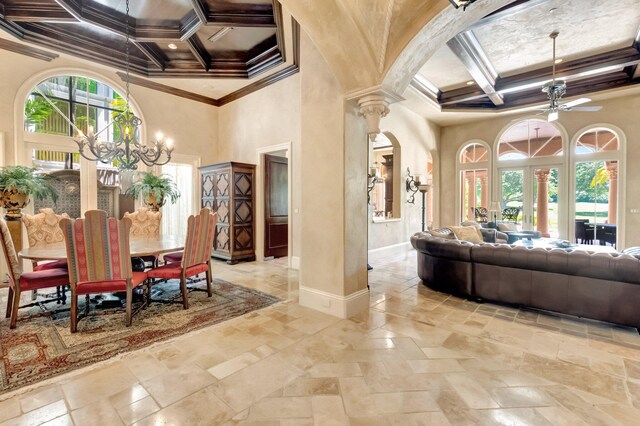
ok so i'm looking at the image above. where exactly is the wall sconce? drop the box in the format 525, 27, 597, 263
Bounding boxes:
405, 167, 424, 204
449, 0, 478, 11
367, 165, 380, 204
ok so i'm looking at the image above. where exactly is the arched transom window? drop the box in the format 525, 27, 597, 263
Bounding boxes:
498, 119, 563, 160
575, 127, 619, 154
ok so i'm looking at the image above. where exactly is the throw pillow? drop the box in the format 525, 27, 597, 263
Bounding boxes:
461, 221, 481, 229
498, 222, 519, 232
429, 228, 457, 240
447, 226, 483, 243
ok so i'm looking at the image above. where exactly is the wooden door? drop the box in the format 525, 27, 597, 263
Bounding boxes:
264, 154, 288, 258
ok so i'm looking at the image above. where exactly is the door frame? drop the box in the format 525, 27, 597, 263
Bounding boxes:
255, 142, 292, 265
496, 162, 566, 238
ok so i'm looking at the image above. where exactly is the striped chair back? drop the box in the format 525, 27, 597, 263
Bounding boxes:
181, 208, 217, 268
60, 210, 133, 285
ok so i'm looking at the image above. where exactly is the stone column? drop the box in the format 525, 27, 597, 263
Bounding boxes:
465, 173, 475, 221
606, 162, 618, 224
535, 169, 550, 237
479, 173, 488, 209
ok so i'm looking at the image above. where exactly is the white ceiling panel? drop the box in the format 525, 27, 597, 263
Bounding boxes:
417, 45, 475, 90
473, 0, 640, 76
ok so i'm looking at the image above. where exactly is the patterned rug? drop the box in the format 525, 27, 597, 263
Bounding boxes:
0, 279, 280, 394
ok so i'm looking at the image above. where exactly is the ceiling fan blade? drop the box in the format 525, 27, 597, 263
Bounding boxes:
568, 106, 603, 112
563, 97, 591, 108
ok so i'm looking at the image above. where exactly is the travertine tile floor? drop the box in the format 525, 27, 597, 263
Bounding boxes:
2, 250, 640, 425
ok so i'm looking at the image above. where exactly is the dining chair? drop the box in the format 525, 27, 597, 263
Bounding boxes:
60, 210, 148, 332
574, 220, 594, 244
147, 208, 217, 309
22, 208, 70, 303
124, 207, 162, 268
0, 217, 69, 329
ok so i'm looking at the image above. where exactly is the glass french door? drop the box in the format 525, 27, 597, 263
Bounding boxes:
499, 165, 561, 237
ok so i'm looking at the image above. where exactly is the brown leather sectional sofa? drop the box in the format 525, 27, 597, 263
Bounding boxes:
410, 232, 640, 328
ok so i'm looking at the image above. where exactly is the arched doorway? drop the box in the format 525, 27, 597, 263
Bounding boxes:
456, 141, 491, 223
494, 118, 566, 238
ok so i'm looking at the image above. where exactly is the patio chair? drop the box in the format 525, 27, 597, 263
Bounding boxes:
575, 220, 594, 244
502, 207, 520, 223
474, 207, 489, 223
146, 208, 217, 309
60, 210, 148, 332
0, 217, 69, 329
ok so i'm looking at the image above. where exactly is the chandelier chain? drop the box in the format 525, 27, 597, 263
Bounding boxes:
125, 0, 130, 109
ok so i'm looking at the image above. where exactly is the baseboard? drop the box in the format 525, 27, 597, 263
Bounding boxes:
291, 256, 300, 270
299, 285, 369, 318
367, 242, 411, 263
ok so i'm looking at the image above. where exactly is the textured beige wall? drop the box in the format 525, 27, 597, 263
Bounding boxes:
217, 74, 302, 261
0, 49, 218, 167
368, 102, 440, 250
439, 94, 640, 247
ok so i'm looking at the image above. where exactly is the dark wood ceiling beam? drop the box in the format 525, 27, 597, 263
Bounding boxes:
133, 41, 166, 71
179, 10, 202, 41
116, 71, 219, 106
185, 35, 210, 71
3, 2, 75, 23
447, 31, 504, 106
188, 0, 209, 24
206, 12, 275, 27
0, 37, 59, 61
442, 71, 635, 111
0, 15, 24, 38
496, 46, 640, 91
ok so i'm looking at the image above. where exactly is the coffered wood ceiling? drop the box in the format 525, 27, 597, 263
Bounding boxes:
0, 0, 285, 79
413, 0, 640, 112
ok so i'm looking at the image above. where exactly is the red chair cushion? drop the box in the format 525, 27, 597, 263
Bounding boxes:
34, 260, 68, 272
147, 263, 208, 280
163, 252, 183, 263
17, 268, 69, 291
75, 271, 147, 295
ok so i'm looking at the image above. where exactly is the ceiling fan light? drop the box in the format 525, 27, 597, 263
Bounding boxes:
548, 111, 559, 122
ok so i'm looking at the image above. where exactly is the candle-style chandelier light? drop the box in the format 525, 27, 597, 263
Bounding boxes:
35, 0, 173, 178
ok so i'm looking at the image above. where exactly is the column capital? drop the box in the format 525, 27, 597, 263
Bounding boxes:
350, 86, 404, 141
606, 162, 618, 180
535, 168, 551, 182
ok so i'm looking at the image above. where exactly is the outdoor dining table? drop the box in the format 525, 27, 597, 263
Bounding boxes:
18, 235, 185, 262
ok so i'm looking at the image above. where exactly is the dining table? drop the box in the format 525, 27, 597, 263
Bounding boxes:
18, 235, 185, 262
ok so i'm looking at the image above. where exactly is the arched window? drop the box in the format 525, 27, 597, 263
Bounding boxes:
457, 141, 490, 223
25, 75, 126, 141
497, 119, 563, 160
572, 127, 622, 245
23, 75, 133, 218
370, 132, 401, 221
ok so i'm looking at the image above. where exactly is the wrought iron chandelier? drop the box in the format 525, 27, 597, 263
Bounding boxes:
36, 0, 173, 174
75, 0, 173, 171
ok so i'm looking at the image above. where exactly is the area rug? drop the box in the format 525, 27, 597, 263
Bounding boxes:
0, 279, 280, 394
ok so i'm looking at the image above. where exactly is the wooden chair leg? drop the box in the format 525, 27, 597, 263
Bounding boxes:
70, 292, 78, 333
205, 262, 213, 297
5, 286, 14, 318
10, 288, 20, 329
180, 274, 189, 309
125, 285, 133, 327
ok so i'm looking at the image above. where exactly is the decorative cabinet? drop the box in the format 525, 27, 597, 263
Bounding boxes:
200, 162, 256, 264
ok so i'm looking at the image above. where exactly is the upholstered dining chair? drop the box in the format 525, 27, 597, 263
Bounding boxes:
60, 210, 148, 332
124, 207, 162, 268
22, 208, 70, 302
0, 217, 69, 329
146, 208, 217, 309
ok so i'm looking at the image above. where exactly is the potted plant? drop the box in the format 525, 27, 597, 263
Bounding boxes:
125, 172, 180, 211
0, 166, 59, 218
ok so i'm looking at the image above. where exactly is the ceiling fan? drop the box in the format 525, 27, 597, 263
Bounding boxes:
538, 31, 602, 122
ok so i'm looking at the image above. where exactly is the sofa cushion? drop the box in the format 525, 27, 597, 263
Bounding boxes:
428, 228, 457, 239
448, 226, 483, 243
498, 222, 519, 232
